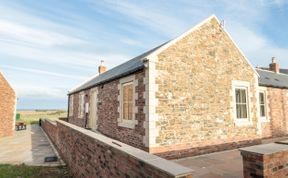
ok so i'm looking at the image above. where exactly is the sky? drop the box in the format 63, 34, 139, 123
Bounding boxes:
0, 0, 288, 110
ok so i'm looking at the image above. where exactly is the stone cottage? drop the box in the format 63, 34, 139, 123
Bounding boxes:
0, 71, 16, 137
67, 15, 288, 159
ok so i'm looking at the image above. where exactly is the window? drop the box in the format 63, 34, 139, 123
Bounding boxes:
235, 88, 248, 119
69, 95, 74, 116
122, 82, 133, 120
117, 75, 138, 129
79, 93, 85, 118
259, 92, 266, 118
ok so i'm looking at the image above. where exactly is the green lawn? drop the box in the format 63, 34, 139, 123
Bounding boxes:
0, 164, 70, 178
17, 110, 67, 125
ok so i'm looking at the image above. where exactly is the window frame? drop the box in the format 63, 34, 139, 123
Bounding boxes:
232, 81, 252, 126
121, 82, 134, 121
69, 95, 74, 117
235, 87, 249, 120
259, 89, 269, 122
117, 75, 138, 129
78, 93, 85, 118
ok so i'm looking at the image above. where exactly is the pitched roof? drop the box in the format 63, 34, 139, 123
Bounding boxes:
69, 42, 168, 94
257, 69, 288, 89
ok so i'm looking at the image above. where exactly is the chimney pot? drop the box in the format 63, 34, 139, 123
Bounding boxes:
98, 60, 107, 74
269, 57, 280, 73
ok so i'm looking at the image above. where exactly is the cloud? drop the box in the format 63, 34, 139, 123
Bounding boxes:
89, 0, 188, 38
120, 38, 143, 46
16, 86, 67, 99
226, 21, 288, 67
0, 19, 85, 47
1, 65, 86, 80
0, 40, 130, 69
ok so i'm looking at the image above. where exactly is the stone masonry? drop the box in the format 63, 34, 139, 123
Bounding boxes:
0, 72, 16, 137
150, 17, 260, 158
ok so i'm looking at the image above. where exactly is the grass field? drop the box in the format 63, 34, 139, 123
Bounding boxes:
17, 110, 67, 125
0, 164, 70, 178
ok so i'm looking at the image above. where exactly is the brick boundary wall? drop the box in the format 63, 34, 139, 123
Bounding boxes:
240, 142, 288, 178
41, 119, 58, 144
41, 119, 193, 178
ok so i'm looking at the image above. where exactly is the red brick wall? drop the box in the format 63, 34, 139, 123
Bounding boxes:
0, 73, 16, 137
261, 87, 288, 138
240, 143, 288, 178
41, 119, 58, 144
41, 119, 193, 178
68, 70, 147, 150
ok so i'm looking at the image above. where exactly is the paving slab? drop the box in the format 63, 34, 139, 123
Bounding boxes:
0, 124, 64, 166
174, 150, 243, 178
173, 136, 288, 178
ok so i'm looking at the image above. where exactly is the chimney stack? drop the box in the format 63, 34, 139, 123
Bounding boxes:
269, 57, 280, 73
98, 60, 107, 74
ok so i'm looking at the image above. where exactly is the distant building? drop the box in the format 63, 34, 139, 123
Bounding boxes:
0, 71, 16, 137
67, 15, 288, 159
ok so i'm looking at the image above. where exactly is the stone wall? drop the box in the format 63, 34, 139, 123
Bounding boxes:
0, 72, 16, 137
261, 87, 288, 138
68, 70, 147, 150
41, 119, 193, 178
240, 142, 288, 178
151, 17, 260, 158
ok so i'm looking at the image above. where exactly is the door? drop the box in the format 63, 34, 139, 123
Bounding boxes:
89, 90, 98, 131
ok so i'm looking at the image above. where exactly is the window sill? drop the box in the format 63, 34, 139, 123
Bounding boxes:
234, 119, 253, 127
260, 118, 270, 123
118, 120, 138, 129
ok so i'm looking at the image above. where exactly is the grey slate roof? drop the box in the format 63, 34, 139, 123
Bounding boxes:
280, 69, 288, 75
69, 41, 168, 94
257, 69, 288, 89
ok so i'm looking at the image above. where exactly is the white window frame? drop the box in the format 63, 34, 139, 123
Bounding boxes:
232, 81, 252, 126
117, 75, 138, 129
259, 88, 270, 122
69, 95, 74, 117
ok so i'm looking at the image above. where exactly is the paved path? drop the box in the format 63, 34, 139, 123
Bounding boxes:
174, 149, 243, 178
174, 136, 288, 178
0, 124, 64, 166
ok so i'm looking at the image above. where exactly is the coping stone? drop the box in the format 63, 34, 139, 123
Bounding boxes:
239, 143, 288, 155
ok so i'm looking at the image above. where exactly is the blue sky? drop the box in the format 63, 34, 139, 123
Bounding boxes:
0, 0, 287, 110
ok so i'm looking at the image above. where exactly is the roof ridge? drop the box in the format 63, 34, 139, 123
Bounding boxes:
256, 68, 288, 77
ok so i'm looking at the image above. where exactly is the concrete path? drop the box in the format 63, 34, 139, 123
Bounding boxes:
0, 124, 64, 166
174, 136, 288, 178
174, 149, 243, 178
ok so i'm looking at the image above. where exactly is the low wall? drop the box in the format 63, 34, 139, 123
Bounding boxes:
41, 119, 193, 178
240, 141, 288, 178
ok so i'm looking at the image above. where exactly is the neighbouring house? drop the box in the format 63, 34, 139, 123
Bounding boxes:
67, 15, 288, 159
256, 58, 288, 138
0, 71, 16, 137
